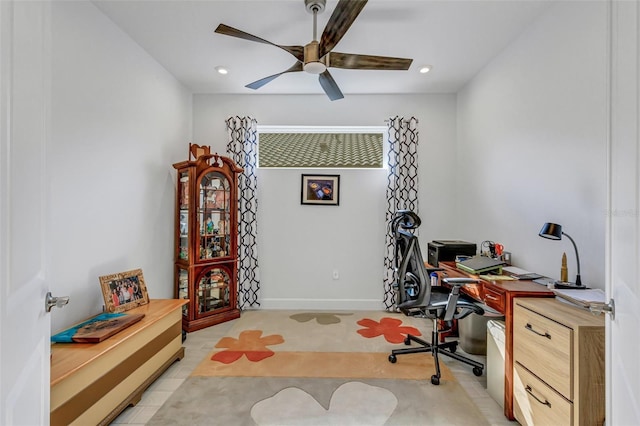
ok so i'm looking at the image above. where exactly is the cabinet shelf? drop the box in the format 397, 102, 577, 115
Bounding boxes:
200, 207, 229, 212
173, 145, 242, 332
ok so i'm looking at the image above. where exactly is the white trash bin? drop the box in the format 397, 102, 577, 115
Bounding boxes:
486, 319, 505, 408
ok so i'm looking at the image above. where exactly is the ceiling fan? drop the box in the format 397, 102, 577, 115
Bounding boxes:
214, 0, 413, 101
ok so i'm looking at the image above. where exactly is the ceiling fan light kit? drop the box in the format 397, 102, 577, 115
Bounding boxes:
214, 0, 414, 101
304, 61, 327, 75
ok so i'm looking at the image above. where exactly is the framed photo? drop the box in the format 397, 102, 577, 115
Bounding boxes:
301, 174, 340, 206
99, 268, 149, 313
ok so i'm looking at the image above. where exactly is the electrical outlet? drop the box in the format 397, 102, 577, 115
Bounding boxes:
332, 269, 339, 280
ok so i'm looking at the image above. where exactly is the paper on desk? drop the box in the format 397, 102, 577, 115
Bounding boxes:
479, 274, 517, 281
553, 288, 606, 308
502, 266, 533, 276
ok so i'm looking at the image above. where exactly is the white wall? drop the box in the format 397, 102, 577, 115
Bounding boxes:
456, 1, 608, 287
193, 94, 457, 309
46, 0, 609, 324
49, 1, 192, 331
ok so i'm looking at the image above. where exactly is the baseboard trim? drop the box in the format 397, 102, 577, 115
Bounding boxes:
258, 298, 384, 311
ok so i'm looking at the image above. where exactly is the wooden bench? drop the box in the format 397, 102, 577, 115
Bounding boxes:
50, 299, 188, 426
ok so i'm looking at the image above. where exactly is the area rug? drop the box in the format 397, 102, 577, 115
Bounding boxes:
148, 310, 489, 425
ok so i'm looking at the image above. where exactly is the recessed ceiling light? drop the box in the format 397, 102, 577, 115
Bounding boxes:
419, 65, 432, 74
215, 66, 228, 75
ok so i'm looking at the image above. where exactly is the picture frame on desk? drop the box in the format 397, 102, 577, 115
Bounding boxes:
99, 268, 149, 313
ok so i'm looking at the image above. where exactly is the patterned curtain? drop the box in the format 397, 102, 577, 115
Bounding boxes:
226, 116, 261, 309
383, 116, 419, 310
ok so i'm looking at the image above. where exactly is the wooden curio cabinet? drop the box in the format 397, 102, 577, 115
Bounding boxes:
173, 144, 242, 332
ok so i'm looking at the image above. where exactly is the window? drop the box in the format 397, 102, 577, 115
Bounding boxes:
258, 126, 385, 168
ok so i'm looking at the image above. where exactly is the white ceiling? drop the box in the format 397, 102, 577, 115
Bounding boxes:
92, 0, 552, 97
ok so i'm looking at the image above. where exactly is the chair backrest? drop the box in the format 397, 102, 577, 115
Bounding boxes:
393, 211, 431, 309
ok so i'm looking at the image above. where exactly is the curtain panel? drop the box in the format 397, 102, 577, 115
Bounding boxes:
383, 116, 419, 310
225, 116, 261, 309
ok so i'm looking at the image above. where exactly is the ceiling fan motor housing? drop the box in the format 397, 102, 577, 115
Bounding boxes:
304, 41, 327, 74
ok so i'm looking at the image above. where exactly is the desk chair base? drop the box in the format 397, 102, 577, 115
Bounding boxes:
388, 319, 484, 385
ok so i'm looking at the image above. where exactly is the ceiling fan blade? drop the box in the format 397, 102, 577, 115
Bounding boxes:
245, 62, 303, 90
318, 70, 344, 101
319, 0, 367, 58
327, 52, 413, 70
215, 24, 304, 62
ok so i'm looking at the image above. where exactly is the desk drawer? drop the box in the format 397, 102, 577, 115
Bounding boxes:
483, 287, 505, 313
513, 303, 572, 400
514, 362, 572, 426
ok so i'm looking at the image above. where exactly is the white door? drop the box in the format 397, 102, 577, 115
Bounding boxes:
0, 1, 53, 424
606, 0, 640, 424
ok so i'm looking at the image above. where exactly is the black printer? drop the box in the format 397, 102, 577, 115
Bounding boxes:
427, 240, 477, 266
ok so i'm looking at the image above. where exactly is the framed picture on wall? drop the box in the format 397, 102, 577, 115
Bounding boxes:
301, 174, 340, 206
99, 268, 149, 313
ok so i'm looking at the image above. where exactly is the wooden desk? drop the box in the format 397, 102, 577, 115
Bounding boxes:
436, 262, 555, 420
50, 299, 188, 426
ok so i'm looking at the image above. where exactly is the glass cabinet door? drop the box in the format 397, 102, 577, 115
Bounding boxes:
178, 171, 189, 261
196, 267, 230, 314
177, 267, 189, 317
198, 171, 231, 260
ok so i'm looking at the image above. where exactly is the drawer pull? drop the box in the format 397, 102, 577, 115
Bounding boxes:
485, 294, 499, 301
525, 323, 551, 339
525, 385, 552, 408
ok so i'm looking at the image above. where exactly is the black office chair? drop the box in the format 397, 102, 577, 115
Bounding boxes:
387, 210, 485, 385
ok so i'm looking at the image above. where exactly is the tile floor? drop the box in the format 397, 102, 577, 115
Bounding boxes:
111, 314, 516, 426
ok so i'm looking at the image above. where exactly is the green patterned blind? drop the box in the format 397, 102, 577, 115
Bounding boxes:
259, 132, 383, 168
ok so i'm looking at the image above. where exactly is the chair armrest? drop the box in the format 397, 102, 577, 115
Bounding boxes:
442, 277, 479, 286
441, 277, 481, 321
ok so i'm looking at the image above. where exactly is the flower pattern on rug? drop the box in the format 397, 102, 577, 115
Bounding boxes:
356, 317, 421, 343
250, 381, 397, 425
290, 312, 353, 325
211, 330, 284, 364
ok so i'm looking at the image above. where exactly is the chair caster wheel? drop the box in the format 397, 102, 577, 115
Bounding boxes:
473, 367, 483, 376
388, 354, 397, 363
431, 375, 440, 385
404, 336, 411, 345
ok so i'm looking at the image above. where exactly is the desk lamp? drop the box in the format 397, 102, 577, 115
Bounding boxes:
539, 222, 583, 288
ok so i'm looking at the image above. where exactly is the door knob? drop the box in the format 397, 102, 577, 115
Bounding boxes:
45, 292, 69, 312
589, 298, 615, 320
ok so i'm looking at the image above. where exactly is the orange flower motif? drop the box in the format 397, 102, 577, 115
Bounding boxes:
211, 330, 284, 364
356, 317, 421, 344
